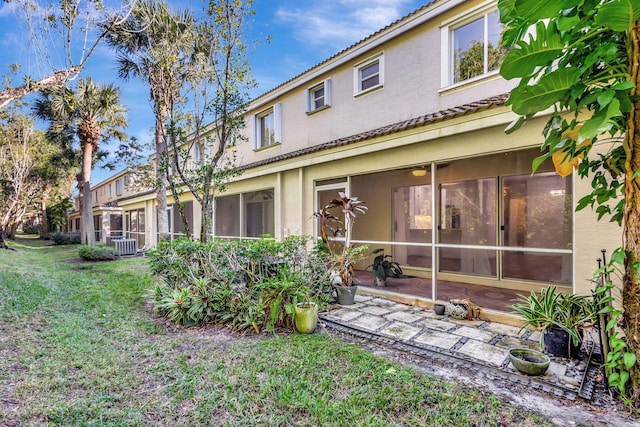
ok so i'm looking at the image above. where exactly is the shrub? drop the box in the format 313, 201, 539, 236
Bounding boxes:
147, 236, 333, 331
22, 225, 40, 235
78, 245, 118, 261
51, 232, 81, 245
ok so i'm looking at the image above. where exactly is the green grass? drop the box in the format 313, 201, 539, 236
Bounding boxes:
0, 238, 553, 426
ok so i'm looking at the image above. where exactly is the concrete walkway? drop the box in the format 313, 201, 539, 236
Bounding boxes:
319, 294, 598, 401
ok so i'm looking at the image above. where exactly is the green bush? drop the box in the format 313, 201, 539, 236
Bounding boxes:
51, 232, 81, 245
147, 236, 333, 330
78, 245, 118, 261
22, 225, 40, 235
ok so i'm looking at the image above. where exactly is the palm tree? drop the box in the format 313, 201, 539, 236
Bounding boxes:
34, 78, 127, 246
103, 0, 198, 242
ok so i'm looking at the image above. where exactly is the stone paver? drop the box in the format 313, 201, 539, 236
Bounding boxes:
448, 317, 485, 327
326, 309, 362, 322
360, 305, 393, 316
320, 294, 596, 400
529, 331, 542, 343
546, 361, 568, 378
369, 298, 398, 307
417, 318, 457, 332
451, 325, 496, 343
351, 313, 388, 331
386, 311, 424, 324
414, 329, 461, 350
380, 322, 422, 341
495, 335, 539, 350
483, 323, 524, 337
458, 340, 508, 367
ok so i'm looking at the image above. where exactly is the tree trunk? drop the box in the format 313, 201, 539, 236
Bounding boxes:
0, 224, 14, 250
156, 115, 170, 242
623, 19, 640, 407
0, 67, 80, 109
81, 144, 96, 246
200, 196, 213, 243
41, 185, 51, 236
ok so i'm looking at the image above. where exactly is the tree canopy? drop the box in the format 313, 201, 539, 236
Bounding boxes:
499, 0, 640, 407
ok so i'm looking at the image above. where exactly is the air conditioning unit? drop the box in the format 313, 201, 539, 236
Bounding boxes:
115, 239, 137, 256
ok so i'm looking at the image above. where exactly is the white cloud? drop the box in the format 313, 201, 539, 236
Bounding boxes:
275, 0, 416, 50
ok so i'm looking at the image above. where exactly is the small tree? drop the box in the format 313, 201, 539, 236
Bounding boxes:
499, 0, 640, 406
166, 0, 255, 243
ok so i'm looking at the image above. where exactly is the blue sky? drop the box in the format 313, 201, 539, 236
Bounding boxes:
0, 0, 426, 184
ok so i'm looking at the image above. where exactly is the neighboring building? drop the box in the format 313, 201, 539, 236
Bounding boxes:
83, 0, 618, 314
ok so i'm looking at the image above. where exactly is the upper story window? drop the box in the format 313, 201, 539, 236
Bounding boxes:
307, 79, 332, 113
108, 184, 112, 198
115, 179, 123, 196
254, 103, 281, 149
192, 142, 204, 165
441, 4, 507, 87
353, 54, 384, 95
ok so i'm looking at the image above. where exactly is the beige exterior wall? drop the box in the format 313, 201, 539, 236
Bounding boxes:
236, 0, 517, 167
76, 0, 622, 306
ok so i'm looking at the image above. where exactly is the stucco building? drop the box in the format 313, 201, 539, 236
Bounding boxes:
75, 0, 619, 315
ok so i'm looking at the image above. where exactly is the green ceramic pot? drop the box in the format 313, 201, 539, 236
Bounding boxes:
294, 302, 318, 334
509, 348, 550, 376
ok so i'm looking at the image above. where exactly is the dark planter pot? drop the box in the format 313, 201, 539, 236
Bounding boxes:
433, 304, 446, 316
543, 327, 581, 358
336, 285, 358, 305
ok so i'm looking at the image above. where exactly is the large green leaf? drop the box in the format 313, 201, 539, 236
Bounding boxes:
500, 21, 564, 80
513, 0, 577, 20
510, 68, 579, 115
596, 0, 640, 32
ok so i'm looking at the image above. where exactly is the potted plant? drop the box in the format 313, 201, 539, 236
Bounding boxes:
511, 286, 595, 358
366, 248, 403, 287
314, 192, 367, 305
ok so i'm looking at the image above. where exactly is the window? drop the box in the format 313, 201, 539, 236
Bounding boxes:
307, 79, 331, 113
115, 179, 123, 196
441, 6, 507, 86
214, 190, 274, 238
354, 54, 383, 95
108, 184, 112, 198
255, 103, 281, 149
192, 142, 204, 165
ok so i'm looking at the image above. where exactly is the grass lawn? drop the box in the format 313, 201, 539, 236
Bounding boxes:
0, 237, 554, 426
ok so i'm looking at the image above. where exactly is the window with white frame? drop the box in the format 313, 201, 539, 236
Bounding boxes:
115, 179, 123, 196
307, 79, 331, 113
192, 142, 204, 165
441, 5, 507, 86
255, 103, 281, 149
354, 54, 383, 95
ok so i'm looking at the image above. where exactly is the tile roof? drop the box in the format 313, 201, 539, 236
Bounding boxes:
241, 93, 510, 171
